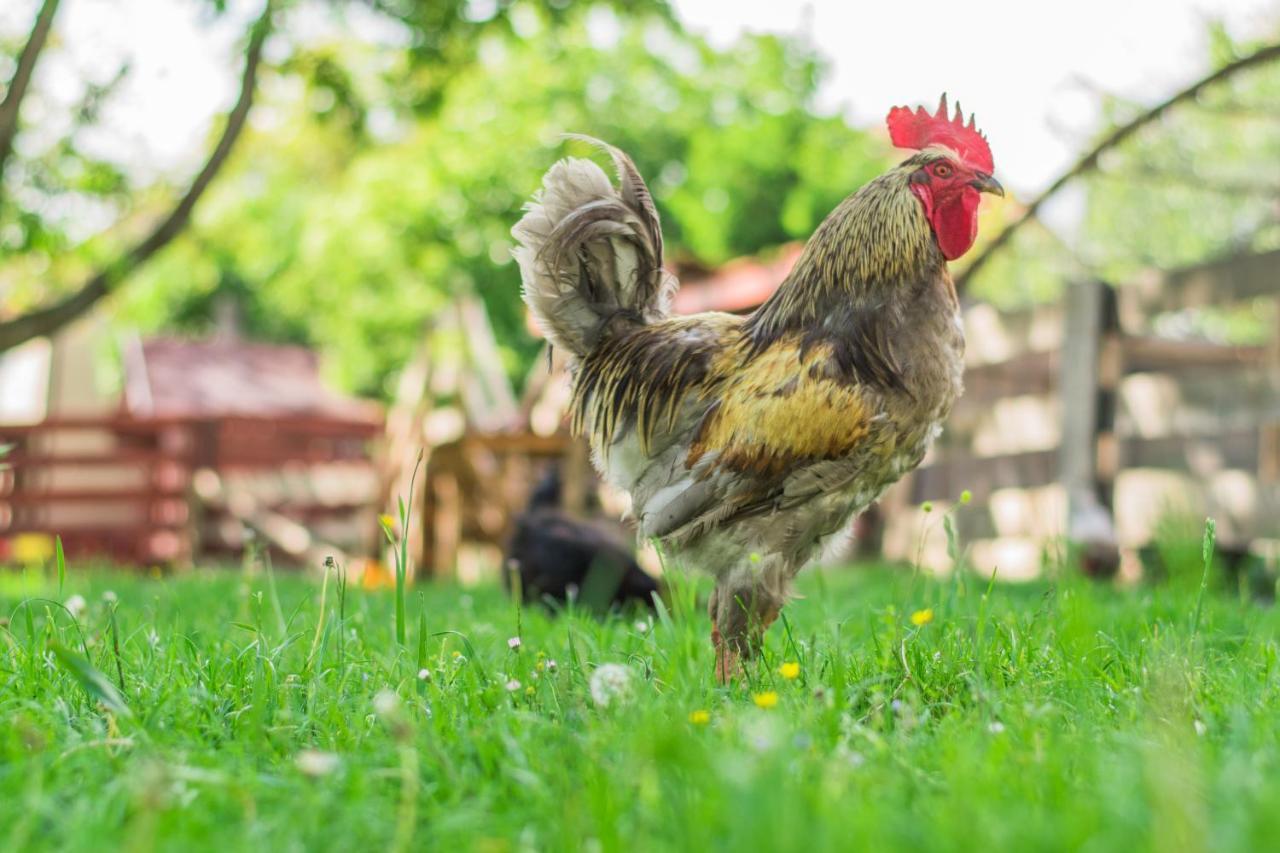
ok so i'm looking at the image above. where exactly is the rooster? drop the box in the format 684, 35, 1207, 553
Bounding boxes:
512, 96, 1001, 680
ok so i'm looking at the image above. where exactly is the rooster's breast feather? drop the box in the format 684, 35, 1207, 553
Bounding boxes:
605, 327, 886, 541
687, 335, 879, 478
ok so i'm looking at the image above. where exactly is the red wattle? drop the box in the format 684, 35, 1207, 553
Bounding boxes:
930, 188, 981, 260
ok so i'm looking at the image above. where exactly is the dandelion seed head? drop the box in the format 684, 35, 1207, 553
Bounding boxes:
373, 690, 401, 717
295, 749, 341, 777
589, 664, 634, 708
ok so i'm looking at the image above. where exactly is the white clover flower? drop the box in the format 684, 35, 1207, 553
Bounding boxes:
589, 663, 634, 708
295, 749, 341, 777
545, 659, 558, 672
988, 721, 1006, 734
64, 594, 87, 619
417, 668, 431, 681
102, 590, 118, 605
508, 636, 522, 650
505, 678, 522, 692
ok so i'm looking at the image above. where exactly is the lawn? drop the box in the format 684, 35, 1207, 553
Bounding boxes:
3, 550, 1279, 852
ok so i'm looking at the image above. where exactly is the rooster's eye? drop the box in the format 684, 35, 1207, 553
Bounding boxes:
933, 163, 953, 178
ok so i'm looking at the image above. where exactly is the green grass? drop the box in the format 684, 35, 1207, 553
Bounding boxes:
3, 558, 1280, 852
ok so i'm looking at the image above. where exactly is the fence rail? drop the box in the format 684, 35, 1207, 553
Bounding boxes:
881, 248, 1280, 577
1, 413, 382, 566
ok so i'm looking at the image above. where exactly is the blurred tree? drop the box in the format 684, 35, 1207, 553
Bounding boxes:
1079, 31, 1280, 285
0, 0, 274, 352
0, 0, 670, 355
960, 27, 1280, 319
119, 3, 886, 398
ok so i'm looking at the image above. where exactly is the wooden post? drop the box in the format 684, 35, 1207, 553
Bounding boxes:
431, 471, 461, 581
1059, 280, 1122, 572
1261, 309, 1280, 486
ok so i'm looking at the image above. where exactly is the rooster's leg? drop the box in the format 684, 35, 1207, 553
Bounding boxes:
710, 579, 784, 684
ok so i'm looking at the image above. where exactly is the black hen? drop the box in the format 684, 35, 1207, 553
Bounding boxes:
505, 468, 658, 611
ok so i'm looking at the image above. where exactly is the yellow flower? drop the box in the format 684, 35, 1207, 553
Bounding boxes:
688, 709, 710, 725
959, 489, 973, 505
525, 686, 535, 697
778, 662, 801, 680
752, 691, 779, 709
910, 608, 934, 627
379, 514, 396, 530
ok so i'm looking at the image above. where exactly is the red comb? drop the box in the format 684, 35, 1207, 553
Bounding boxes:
886, 94, 993, 173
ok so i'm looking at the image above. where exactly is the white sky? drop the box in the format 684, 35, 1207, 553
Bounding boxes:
2, 0, 1277, 200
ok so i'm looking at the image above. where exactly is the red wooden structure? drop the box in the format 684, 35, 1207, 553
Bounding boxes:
1, 338, 382, 566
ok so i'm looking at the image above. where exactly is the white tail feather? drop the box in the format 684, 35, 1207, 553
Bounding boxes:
511, 137, 675, 357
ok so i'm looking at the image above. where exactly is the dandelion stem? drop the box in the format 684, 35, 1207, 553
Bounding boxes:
1191, 517, 1216, 640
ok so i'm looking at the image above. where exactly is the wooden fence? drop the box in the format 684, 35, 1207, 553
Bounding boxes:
0, 414, 381, 567
881, 248, 1280, 577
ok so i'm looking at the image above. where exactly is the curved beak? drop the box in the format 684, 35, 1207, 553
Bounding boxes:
970, 172, 1004, 197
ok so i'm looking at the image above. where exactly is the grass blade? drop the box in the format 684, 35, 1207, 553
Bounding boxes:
55, 536, 66, 598
50, 642, 132, 718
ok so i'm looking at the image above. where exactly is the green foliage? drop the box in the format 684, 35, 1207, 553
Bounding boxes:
116, 3, 882, 398
5, 563, 1280, 850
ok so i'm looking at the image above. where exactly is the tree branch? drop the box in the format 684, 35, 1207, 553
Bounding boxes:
956, 40, 1280, 292
0, 0, 62, 187
1103, 165, 1280, 198
0, 2, 273, 354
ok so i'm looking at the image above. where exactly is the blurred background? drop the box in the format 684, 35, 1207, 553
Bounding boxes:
1, 0, 1278, 589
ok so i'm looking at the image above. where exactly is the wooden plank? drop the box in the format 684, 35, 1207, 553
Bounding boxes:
1119, 368, 1279, 439
3, 520, 187, 534
1123, 431, 1259, 472
0, 488, 187, 504
960, 350, 1057, 404
1122, 248, 1280, 317
910, 449, 1058, 503
1122, 337, 1265, 373
4, 449, 182, 466
463, 432, 572, 455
